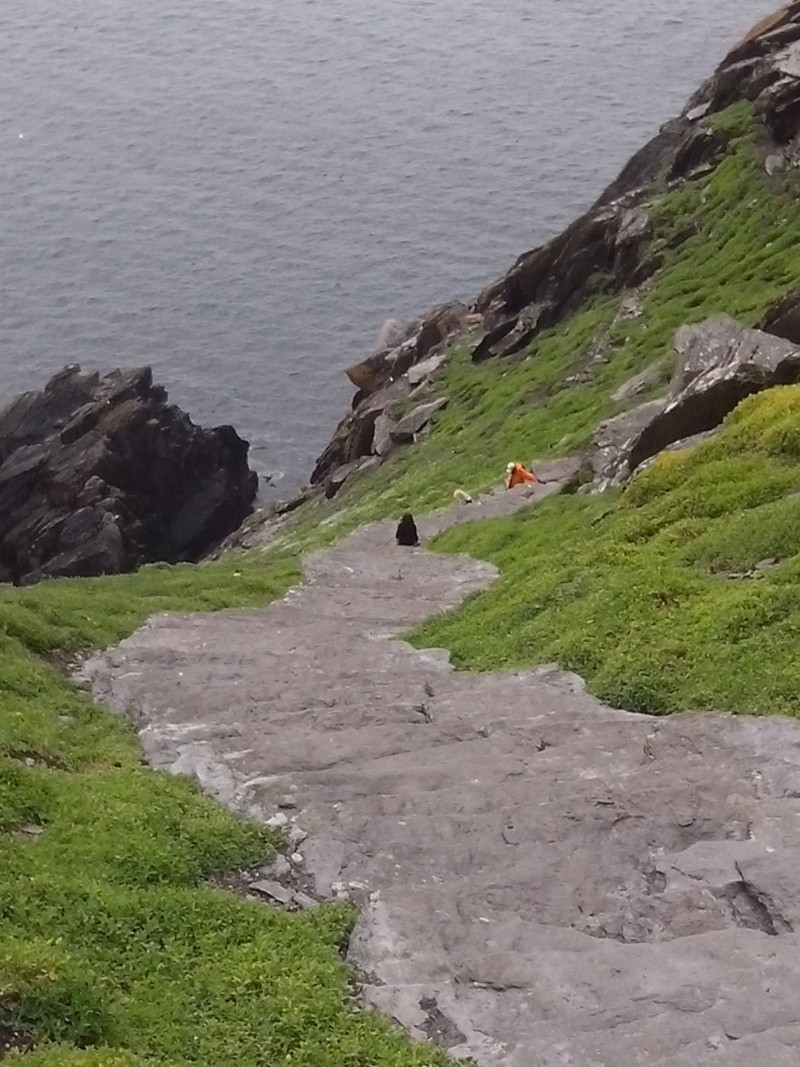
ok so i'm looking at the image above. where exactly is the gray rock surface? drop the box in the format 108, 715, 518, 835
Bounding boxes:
591, 317, 800, 489
591, 399, 667, 489
79, 480, 800, 1066
611, 362, 665, 404
389, 398, 449, 444
313, 303, 469, 487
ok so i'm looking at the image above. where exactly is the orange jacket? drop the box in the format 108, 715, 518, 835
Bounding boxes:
506, 463, 538, 489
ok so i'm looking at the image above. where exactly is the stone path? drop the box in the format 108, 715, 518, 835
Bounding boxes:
79, 478, 800, 1066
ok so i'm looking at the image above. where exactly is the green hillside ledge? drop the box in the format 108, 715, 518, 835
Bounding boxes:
411, 385, 800, 717
292, 102, 800, 536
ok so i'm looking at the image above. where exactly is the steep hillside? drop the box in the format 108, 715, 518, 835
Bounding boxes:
252, 7, 800, 725
7, 6, 800, 1067
412, 385, 800, 716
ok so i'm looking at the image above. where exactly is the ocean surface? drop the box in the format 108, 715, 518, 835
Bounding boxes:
1, 1, 777, 493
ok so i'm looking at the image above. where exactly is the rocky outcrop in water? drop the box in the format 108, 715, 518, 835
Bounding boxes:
0, 365, 257, 585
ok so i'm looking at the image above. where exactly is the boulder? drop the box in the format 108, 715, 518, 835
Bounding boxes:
630, 321, 800, 473
591, 400, 668, 488
375, 318, 407, 350
324, 456, 380, 500
345, 346, 402, 396
310, 377, 412, 485
312, 305, 467, 485
407, 352, 447, 386
685, 4, 800, 142
389, 398, 449, 444
611, 362, 665, 404
372, 413, 397, 457
529, 456, 584, 485
345, 302, 468, 400
0, 366, 257, 584
590, 318, 800, 488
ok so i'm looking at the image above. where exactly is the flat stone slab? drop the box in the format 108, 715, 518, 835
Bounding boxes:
78, 480, 800, 1066
250, 879, 294, 905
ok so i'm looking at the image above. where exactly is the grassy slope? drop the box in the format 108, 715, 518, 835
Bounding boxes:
411, 386, 800, 716
400, 107, 800, 717
5, 102, 800, 1064
0, 557, 450, 1066
297, 103, 800, 536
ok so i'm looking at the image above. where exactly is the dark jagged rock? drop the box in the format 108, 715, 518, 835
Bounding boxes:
591, 317, 800, 488
473, 205, 658, 354
472, 4, 800, 355
0, 365, 258, 584
760, 286, 800, 343
344, 302, 468, 401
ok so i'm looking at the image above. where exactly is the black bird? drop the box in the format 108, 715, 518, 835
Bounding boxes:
395, 513, 420, 547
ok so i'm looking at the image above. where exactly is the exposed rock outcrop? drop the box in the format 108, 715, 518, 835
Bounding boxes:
311, 302, 469, 494
0, 365, 257, 585
472, 4, 800, 355
590, 316, 800, 488
761, 285, 800, 343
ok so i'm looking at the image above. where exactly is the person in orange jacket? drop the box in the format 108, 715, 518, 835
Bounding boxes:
505, 461, 538, 489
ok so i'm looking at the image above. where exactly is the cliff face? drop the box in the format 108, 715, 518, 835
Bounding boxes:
307, 2, 800, 502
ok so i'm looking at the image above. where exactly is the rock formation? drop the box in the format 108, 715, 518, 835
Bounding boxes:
473, 2, 800, 352
590, 317, 800, 488
0, 365, 257, 585
310, 302, 471, 495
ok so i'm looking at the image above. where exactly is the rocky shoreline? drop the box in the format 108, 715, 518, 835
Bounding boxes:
0, 365, 257, 585
8, 7, 800, 582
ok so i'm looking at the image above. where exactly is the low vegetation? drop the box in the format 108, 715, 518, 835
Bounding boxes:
412, 385, 800, 717
304, 103, 800, 532
0, 556, 450, 1066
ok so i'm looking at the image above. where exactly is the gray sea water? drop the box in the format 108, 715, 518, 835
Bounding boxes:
1, 1, 776, 492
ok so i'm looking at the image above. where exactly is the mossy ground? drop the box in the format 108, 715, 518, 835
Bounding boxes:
5, 103, 800, 1064
409, 386, 800, 717
0, 557, 450, 1066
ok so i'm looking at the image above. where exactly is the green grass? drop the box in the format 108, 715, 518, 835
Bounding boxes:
410, 386, 800, 718
0, 556, 451, 1066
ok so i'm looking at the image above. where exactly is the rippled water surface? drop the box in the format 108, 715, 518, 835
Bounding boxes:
1, 1, 776, 489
